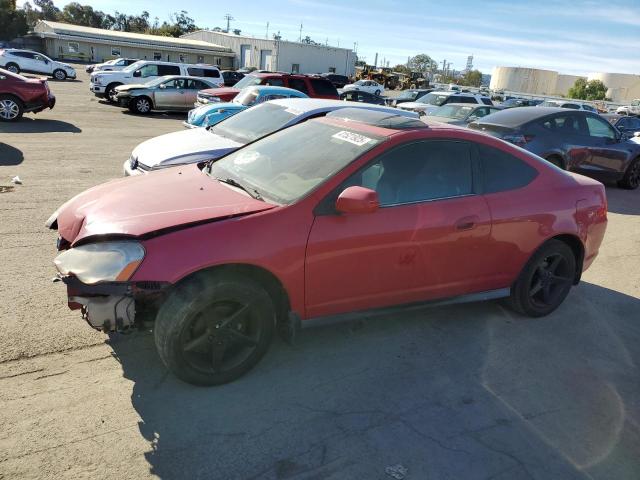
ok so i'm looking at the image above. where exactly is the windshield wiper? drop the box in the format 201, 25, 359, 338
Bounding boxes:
217, 177, 263, 201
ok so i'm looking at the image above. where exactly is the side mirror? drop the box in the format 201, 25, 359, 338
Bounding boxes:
159, 84, 166, 89
133, 70, 141, 77
467, 115, 478, 122
335, 186, 379, 214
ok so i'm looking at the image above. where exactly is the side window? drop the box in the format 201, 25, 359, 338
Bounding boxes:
629, 118, 640, 129
311, 78, 337, 96
263, 78, 284, 87
158, 65, 180, 75
288, 78, 309, 94
586, 116, 616, 139
187, 79, 207, 90
139, 64, 159, 77
473, 107, 489, 118
563, 103, 580, 109
346, 141, 474, 206
481, 98, 493, 105
540, 115, 584, 135
478, 144, 538, 194
187, 67, 203, 77
161, 80, 178, 89
204, 69, 220, 78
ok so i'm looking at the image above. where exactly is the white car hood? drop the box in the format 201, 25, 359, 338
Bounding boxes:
398, 102, 435, 112
132, 128, 243, 170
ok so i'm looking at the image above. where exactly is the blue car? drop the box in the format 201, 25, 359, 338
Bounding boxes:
185, 85, 308, 128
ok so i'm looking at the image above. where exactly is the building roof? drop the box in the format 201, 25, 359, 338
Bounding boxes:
33, 20, 234, 56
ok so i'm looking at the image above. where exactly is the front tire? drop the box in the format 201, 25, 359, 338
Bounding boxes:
617, 157, 640, 190
53, 69, 66, 80
508, 239, 576, 317
5, 63, 19, 74
105, 83, 122, 103
154, 272, 275, 386
129, 96, 152, 114
0, 95, 24, 122
374, 89, 381, 96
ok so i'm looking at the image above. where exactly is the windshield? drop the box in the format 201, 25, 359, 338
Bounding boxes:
540, 100, 561, 107
398, 90, 419, 100
417, 93, 450, 106
234, 88, 260, 106
144, 77, 168, 87
211, 102, 300, 144
208, 121, 384, 204
353, 80, 366, 86
123, 61, 144, 73
232, 75, 263, 89
431, 104, 474, 119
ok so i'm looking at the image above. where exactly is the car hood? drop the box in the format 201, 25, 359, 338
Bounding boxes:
188, 103, 244, 125
133, 127, 243, 169
115, 83, 148, 92
200, 87, 240, 98
398, 102, 434, 111
426, 116, 466, 125
49, 165, 276, 245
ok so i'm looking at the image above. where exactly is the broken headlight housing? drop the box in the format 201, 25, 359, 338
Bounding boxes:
54, 241, 145, 284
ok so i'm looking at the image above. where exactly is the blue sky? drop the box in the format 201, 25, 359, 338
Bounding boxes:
18, 0, 640, 75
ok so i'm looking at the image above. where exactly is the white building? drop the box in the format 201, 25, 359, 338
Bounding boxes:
182, 30, 356, 76
32, 21, 234, 66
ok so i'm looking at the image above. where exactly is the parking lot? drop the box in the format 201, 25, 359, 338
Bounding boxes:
1, 68, 639, 479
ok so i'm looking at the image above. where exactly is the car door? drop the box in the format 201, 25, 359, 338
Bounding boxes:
153, 79, 184, 109
183, 79, 208, 107
32, 54, 52, 74
581, 115, 628, 174
305, 139, 492, 319
14, 52, 37, 73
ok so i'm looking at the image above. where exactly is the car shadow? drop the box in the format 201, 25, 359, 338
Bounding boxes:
108, 281, 640, 479
605, 186, 640, 215
1, 118, 81, 134
120, 110, 187, 121
0, 143, 24, 166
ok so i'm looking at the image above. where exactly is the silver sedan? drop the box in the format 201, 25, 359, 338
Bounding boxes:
114, 76, 220, 114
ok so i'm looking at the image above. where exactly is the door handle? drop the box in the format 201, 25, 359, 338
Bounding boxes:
455, 216, 478, 231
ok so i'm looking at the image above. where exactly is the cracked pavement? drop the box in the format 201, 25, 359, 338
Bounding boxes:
1, 69, 639, 479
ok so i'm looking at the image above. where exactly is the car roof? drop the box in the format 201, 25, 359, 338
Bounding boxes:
268, 98, 420, 118
473, 106, 579, 127
157, 75, 218, 82
325, 108, 427, 129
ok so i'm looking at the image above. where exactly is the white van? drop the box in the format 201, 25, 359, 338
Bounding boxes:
90, 60, 223, 102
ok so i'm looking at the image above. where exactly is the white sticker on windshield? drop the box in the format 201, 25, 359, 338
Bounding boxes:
332, 130, 373, 146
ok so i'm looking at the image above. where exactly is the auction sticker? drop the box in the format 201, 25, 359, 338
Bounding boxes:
332, 130, 373, 146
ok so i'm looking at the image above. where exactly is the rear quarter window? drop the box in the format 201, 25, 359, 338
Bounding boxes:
188, 67, 220, 78
479, 144, 538, 193
310, 78, 338, 96
158, 65, 181, 75
288, 78, 309, 94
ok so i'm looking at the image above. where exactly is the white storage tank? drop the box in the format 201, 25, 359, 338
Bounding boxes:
490, 66, 558, 95
587, 73, 640, 103
554, 75, 586, 96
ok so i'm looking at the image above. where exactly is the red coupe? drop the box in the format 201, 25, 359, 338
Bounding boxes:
48, 109, 608, 385
0, 68, 55, 121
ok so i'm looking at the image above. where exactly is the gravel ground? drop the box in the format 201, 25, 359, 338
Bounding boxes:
0, 68, 639, 480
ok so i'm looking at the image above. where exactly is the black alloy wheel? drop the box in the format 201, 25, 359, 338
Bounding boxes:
527, 253, 573, 310
618, 158, 640, 190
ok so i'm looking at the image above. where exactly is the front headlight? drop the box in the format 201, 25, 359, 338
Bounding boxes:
54, 241, 145, 284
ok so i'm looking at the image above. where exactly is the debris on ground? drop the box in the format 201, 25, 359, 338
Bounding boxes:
11, 176, 22, 184
385, 464, 408, 479
0, 185, 15, 193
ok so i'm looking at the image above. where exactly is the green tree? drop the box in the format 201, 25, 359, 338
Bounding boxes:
462, 69, 483, 87
59, 2, 109, 28
408, 54, 437, 73
568, 78, 608, 100
0, 0, 29, 40
33, 0, 59, 20
393, 64, 411, 74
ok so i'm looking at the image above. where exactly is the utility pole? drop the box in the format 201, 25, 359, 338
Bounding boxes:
299, 23, 303, 42
266, 22, 269, 39
374, 52, 378, 68
223, 13, 234, 33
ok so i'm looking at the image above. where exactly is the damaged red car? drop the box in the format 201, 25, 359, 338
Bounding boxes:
47, 109, 608, 386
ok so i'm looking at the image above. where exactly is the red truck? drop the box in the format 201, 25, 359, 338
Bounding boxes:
195, 72, 338, 106
0, 68, 55, 121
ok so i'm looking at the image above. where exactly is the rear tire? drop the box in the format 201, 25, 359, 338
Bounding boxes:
154, 272, 275, 386
5, 63, 19, 74
545, 155, 564, 169
374, 89, 381, 96
617, 157, 640, 190
508, 239, 576, 317
105, 83, 122, 103
0, 95, 24, 122
129, 96, 152, 114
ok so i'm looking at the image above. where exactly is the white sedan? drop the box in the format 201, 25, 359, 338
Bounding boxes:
342, 80, 385, 96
